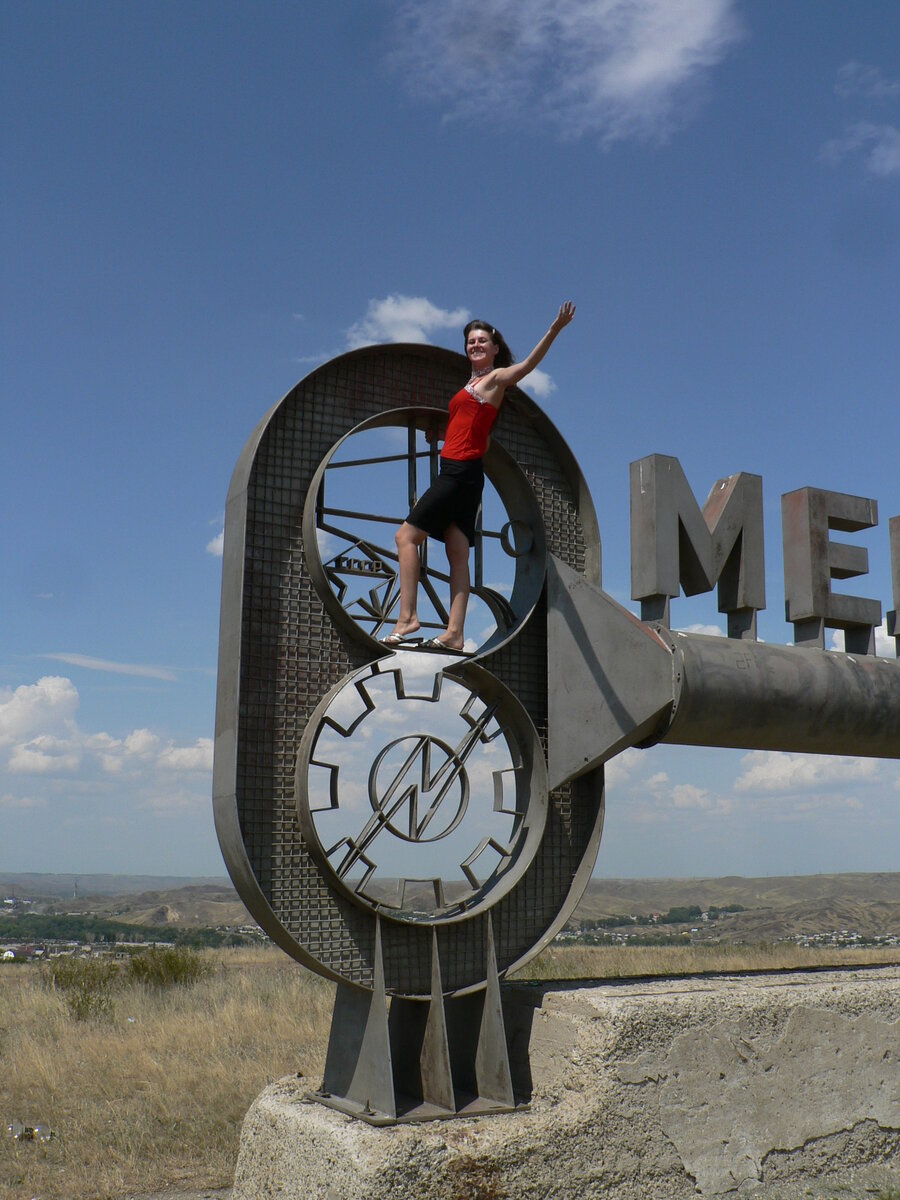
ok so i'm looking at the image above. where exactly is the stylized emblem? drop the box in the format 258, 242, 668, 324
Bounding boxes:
297, 657, 545, 920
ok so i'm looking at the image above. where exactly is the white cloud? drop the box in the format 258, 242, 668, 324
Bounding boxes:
835, 61, 900, 100
0, 677, 79, 746
157, 739, 214, 773
206, 530, 225, 557
828, 620, 897, 659
604, 746, 643, 785
124, 729, 162, 757
87, 728, 163, 774
389, 0, 743, 144
343, 295, 559, 394
40, 653, 177, 682
347, 295, 470, 348
9, 735, 82, 774
0, 676, 213, 798
735, 750, 880, 795
671, 782, 709, 808
678, 622, 726, 637
822, 122, 900, 178
520, 367, 555, 399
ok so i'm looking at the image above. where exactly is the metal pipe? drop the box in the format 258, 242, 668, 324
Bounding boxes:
662, 631, 900, 758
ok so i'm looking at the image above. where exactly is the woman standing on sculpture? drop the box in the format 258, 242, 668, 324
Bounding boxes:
385, 301, 576, 651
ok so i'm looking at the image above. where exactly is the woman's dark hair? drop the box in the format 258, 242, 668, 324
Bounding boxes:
464, 319, 514, 369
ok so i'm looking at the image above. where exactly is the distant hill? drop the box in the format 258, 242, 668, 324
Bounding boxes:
576, 873, 900, 940
3, 871, 897, 942
69, 884, 250, 929
0, 872, 231, 900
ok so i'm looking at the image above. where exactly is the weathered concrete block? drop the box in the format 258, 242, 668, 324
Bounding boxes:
233, 967, 900, 1199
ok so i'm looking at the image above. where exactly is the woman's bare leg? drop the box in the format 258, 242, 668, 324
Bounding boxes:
438, 524, 471, 649
389, 521, 426, 638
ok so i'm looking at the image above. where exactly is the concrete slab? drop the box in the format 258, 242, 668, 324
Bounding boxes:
233, 967, 900, 1199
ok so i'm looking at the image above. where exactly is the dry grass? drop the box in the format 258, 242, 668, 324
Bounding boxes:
513, 940, 900, 980
0, 948, 333, 1200
2, 943, 897, 1199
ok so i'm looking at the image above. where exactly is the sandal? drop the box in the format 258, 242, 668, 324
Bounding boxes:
380, 632, 421, 647
422, 637, 468, 654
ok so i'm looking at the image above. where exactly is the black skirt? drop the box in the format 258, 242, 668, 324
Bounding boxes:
406, 458, 484, 546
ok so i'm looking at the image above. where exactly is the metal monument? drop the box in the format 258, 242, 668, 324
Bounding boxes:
214, 344, 900, 1124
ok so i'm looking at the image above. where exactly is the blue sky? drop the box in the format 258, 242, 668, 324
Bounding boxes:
2, 1, 898, 880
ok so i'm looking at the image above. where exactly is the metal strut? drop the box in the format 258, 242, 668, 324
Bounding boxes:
316, 915, 517, 1124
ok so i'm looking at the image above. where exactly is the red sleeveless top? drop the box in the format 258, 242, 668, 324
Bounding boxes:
441, 386, 499, 461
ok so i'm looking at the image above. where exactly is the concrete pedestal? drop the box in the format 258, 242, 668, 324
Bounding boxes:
233, 967, 900, 1199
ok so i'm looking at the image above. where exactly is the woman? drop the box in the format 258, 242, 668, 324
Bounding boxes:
384, 301, 576, 652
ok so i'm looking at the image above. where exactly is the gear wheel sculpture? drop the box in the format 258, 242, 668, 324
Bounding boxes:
214, 343, 604, 1119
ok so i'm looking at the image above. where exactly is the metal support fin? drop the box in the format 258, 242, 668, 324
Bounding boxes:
388, 928, 455, 1116
321, 916, 396, 1119
474, 913, 515, 1107
421, 928, 455, 1110
317, 918, 519, 1123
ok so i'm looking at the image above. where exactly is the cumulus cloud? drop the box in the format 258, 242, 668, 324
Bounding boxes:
206, 530, 225, 557
604, 745, 643, 785
520, 367, 555, 399
389, 0, 743, 144
0, 677, 79, 746
735, 750, 880, 794
347, 295, 471, 348
343, 294, 561, 395
823, 122, 900, 178
40, 653, 177, 682
678, 622, 726, 637
9, 736, 82, 775
835, 61, 900, 100
0, 676, 213, 795
669, 782, 735, 814
829, 620, 897, 659
157, 739, 214, 772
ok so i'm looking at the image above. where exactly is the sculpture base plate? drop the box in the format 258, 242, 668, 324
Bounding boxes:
309, 1089, 522, 1125
233, 967, 900, 1200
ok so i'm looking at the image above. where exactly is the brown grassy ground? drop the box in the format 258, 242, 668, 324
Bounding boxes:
514, 940, 900, 980
0, 950, 333, 1200
2, 943, 897, 1200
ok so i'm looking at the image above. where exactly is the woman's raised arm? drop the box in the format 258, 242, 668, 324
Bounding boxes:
492, 301, 576, 391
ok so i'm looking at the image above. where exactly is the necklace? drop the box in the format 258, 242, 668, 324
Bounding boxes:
469, 366, 491, 379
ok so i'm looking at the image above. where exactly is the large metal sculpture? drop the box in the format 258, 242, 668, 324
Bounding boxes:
214, 344, 900, 1125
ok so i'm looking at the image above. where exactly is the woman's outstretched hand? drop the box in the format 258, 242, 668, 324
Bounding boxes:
552, 301, 576, 332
